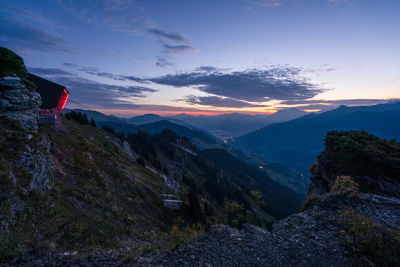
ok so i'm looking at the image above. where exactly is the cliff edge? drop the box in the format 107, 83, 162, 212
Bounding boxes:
137, 131, 400, 266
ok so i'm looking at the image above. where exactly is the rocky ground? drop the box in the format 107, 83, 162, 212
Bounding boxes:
138, 193, 399, 266
6, 190, 399, 266
138, 222, 354, 267
5, 248, 124, 266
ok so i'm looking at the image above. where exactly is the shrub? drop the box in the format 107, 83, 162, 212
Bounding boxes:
222, 199, 254, 228
250, 190, 266, 207
324, 130, 400, 180
331, 175, 360, 198
300, 194, 322, 212
0, 47, 27, 79
102, 125, 116, 134
168, 223, 205, 249
65, 111, 89, 125
340, 208, 400, 266
0, 47, 36, 90
90, 118, 97, 127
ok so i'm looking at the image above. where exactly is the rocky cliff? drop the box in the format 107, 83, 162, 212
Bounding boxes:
0, 77, 41, 133
0, 47, 40, 133
135, 131, 400, 266
1, 48, 53, 242
308, 130, 400, 198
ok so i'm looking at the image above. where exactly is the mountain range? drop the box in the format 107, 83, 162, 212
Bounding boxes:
65, 108, 308, 139
169, 108, 308, 139
232, 102, 400, 179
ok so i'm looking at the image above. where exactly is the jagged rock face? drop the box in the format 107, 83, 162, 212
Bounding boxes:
106, 134, 138, 160
308, 152, 339, 195
0, 76, 41, 132
16, 137, 53, 192
309, 156, 400, 198
122, 140, 138, 160
0, 76, 52, 193
308, 130, 400, 198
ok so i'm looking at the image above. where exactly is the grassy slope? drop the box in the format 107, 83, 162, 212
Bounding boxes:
2, 117, 282, 262
1, 117, 173, 261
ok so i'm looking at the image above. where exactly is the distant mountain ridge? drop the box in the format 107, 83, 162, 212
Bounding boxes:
98, 119, 221, 148
169, 108, 308, 138
65, 109, 209, 136
232, 102, 400, 178
63, 108, 121, 123
65, 108, 308, 140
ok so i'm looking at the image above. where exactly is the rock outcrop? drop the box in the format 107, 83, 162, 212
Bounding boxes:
136, 130, 400, 266
16, 136, 53, 192
0, 76, 41, 132
1, 48, 53, 239
106, 133, 138, 161
308, 130, 400, 198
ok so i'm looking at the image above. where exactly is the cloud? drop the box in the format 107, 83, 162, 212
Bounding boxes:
304, 65, 338, 74
62, 64, 148, 83
280, 98, 400, 111
327, 0, 357, 6
281, 98, 396, 106
155, 45, 195, 68
78, 66, 127, 81
0, 16, 71, 53
28, 68, 157, 108
120, 75, 149, 84
184, 95, 266, 108
150, 66, 324, 102
59, 0, 151, 34
28, 67, 74, 76
163, 45, 195, 54
2, 2, 57, 27
246, 0, 356, 8
147, 28, 189, 43
62, 62, 79, 68
195, 66, 220, 72
58, 0, 192, 67
155, 57, 174, 68
194, 66, 231, 73
246, 0, 295, 8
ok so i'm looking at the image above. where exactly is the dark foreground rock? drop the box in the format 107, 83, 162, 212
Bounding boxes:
137, 193, 399, 266
5, 248, 123, 267
7, 190, 400, 267
138, 222, 354, 267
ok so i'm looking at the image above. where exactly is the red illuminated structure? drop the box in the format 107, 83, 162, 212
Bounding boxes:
28, 73, 69, 124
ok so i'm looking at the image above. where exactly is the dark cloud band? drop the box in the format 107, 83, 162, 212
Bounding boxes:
28, 68, 157, 108
185, 95, 266, 108
151, 66, 324, 102
0, 16, 71, 53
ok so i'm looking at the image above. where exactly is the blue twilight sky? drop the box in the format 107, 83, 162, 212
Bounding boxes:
1, 0, 399, 116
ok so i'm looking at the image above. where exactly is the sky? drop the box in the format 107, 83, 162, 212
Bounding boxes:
1, 0, 399, 116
